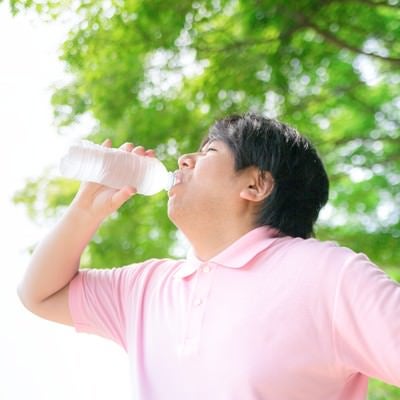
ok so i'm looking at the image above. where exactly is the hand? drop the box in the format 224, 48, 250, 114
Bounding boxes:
70, 140, 155, 222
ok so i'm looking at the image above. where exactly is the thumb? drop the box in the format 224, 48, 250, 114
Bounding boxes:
110, 186, 136, 210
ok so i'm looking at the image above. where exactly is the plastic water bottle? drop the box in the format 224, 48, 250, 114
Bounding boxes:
59, 140, 175, 195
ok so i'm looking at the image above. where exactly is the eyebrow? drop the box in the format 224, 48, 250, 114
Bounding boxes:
200, 139, 216, 152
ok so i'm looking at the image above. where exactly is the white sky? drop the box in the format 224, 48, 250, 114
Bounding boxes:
0, 4, 131, 399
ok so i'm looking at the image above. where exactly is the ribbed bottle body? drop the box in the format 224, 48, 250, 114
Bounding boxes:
59, 140, 173, 195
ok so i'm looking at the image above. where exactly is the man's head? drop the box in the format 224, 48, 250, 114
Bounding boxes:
201, 113, 329, 238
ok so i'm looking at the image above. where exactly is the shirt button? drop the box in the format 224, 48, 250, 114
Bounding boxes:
203, 266, 211, 273
194, 298, 203, 306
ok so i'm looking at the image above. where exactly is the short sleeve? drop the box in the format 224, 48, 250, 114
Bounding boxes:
69, 266, 136, 350
333, 253, 400, 385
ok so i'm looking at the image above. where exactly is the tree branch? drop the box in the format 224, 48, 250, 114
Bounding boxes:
297, 14, 400, 65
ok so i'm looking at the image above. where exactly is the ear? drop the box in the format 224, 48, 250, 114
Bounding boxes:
239, 168, 274, 203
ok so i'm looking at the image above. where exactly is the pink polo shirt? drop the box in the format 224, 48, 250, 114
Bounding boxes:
69, 227, 400, 399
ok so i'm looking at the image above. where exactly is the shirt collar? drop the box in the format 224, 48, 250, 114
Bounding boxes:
174, 226, 283, 279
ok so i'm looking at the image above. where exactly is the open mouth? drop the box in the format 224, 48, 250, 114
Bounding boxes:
167, 170, 183, 196
172, 170, 183, 186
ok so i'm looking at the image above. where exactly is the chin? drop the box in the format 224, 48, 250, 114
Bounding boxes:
167, 199, 178, 223
167, 201, 186, 230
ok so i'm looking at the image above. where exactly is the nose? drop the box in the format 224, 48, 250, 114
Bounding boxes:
178, 153, 196, 169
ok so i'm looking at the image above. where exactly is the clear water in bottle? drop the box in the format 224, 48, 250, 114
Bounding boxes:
59, 140, 175, 195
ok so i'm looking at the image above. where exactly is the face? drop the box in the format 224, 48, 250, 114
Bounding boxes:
167, 139, 250, 233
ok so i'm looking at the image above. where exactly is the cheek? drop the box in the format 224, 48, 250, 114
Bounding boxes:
194, 162, 232, 185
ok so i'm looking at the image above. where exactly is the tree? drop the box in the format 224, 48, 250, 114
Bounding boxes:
11, 0, 399, 269
7, 0, 400, 397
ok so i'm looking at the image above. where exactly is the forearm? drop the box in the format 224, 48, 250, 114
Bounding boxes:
18, 141, 139, 318
18, 205, 101, 307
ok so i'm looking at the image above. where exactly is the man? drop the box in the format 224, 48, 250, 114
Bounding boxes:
18, 113, 400, 399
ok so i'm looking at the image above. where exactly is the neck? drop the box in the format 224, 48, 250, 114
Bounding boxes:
181, 220, 256, 261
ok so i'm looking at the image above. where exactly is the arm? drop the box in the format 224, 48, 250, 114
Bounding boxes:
17, 142, 148, 326
333, 252, 400, 386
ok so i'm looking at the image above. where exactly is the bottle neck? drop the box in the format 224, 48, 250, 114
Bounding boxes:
164, 171, 175, 191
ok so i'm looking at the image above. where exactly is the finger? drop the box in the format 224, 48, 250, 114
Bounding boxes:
110, 186, 136, 210
132, 146, 146, 156
102, 139, 112, 147
120, 142, 134, 152
77, 180, 104, 195
144, 149, 156, 158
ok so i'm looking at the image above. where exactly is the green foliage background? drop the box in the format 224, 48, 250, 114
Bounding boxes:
5, 0, 400, 397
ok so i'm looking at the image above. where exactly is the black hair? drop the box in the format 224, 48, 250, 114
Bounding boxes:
203, 113, 329, 238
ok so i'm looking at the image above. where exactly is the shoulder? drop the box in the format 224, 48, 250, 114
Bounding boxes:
265, 236, 371, 291
123, 257, 186, 276
272, 235, 356, 266
75, 258, 186, 288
